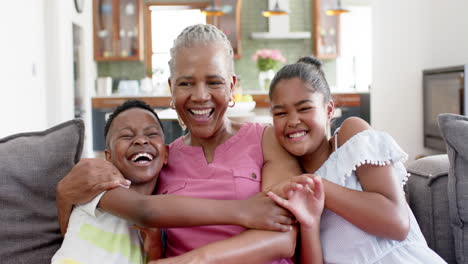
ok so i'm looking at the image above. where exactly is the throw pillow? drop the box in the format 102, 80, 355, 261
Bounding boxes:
438, 113, 468, 264
0, 119, 84, 264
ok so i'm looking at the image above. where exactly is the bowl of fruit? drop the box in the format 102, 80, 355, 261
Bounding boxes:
227, 94, 256, 115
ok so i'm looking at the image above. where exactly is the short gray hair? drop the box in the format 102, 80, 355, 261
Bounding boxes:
168, 24, 234, 76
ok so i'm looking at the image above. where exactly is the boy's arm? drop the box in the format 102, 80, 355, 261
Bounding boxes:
99, 188, 292, 231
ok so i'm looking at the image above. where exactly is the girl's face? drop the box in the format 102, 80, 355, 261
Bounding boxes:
271, 77, 334, 157
169, 43, 236, 140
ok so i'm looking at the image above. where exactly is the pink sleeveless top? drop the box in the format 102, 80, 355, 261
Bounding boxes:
157, 122, 293, 263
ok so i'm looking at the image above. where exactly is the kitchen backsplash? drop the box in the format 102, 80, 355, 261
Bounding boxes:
97, 0, 336, 90
97, 61, 146, 81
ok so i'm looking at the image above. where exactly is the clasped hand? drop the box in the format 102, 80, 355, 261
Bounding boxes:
267, 174, 325, 229
237, 174, 325, 232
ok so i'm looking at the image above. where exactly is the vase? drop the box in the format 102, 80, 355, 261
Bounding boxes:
258, 69, 275, 91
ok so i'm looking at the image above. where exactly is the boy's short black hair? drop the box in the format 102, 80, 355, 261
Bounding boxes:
104, 100, 164, 143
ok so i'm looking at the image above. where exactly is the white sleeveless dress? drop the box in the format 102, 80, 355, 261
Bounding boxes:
315, 129, 446, 264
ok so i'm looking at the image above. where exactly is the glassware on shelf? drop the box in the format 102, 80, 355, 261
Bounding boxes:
125, 2, 135, 16
93, 0, 141, 61
100, 3, 112, 14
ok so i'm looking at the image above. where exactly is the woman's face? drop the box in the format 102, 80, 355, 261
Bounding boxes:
270, 77, 334, 157
169, 43, 236, 139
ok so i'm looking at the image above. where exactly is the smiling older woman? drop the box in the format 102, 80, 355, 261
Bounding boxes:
56, 24, 302, 264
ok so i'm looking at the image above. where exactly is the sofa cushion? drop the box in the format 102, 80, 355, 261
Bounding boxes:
0, 119, 84, 264
439, 113, 468, 264
405, 154, 455, 263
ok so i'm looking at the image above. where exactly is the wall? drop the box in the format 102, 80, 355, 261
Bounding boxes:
371, 0, 468, 160
0, 0, 47, 138
44, 0, 96, 156
0, 1, 95, 156
100, 0, 337, 90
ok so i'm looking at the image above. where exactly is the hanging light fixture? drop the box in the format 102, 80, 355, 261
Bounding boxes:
326, 0, 350, 16
202, 0, 225, 16
262, 0, 288, 17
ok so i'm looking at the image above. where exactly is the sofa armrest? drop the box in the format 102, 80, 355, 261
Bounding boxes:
405, 154, 455, 263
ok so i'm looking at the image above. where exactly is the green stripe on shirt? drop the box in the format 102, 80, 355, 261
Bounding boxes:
78, 223, 145, 264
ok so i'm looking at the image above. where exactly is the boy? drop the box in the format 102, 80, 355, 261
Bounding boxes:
52, 100, 166, 264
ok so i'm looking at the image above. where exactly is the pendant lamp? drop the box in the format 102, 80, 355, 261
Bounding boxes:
262, 0, 288, 17
202, 0, 225, 16
326, 0, 350, 16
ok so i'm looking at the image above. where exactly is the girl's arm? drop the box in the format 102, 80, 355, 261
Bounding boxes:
323, 117, 410, 240
268, 176, 324, 264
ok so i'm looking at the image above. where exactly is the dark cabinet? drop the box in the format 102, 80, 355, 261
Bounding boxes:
93, 0, 143, 61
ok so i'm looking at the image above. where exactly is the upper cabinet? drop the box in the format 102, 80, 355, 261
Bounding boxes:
313, 0, 340, 59
207, 0, 242, 59
93, 0, 143, 61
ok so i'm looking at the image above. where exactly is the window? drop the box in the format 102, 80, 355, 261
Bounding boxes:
335, 6, 372, 92
145, 4, 208, 94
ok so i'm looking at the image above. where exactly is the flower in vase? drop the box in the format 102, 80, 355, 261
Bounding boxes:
252, 49, 287, 71
252, 49, 286, 90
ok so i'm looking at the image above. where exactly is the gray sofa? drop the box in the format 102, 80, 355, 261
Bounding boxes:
406, 113, 468, 264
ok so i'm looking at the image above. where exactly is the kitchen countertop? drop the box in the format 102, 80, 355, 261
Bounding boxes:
92, 92, 367, 109
156, 107, 274, 124
156, 107, 342, 124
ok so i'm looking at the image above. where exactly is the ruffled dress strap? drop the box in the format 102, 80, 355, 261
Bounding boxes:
316, 129, 409, 187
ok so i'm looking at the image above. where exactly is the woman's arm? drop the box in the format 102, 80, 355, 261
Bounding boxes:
151, 229, 296, 264
134, 226, 163, 262
323, 117, 410, 240
56, 158, 129, 235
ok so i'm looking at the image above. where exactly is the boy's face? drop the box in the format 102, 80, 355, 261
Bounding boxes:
105, 108, 168, 184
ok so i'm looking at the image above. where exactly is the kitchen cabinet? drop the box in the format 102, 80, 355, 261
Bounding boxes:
313, 0, 340, 59
93, 0, 143, 61
207, 0, 242, 58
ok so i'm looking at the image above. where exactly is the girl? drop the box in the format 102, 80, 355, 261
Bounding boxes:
267, 56, 446, 263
